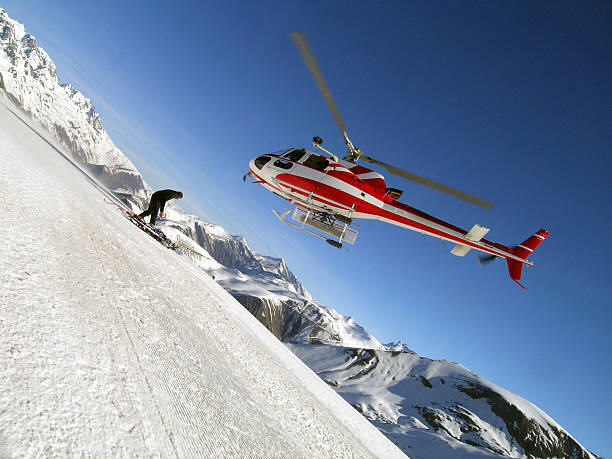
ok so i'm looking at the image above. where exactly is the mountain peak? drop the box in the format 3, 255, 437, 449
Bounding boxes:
0, 11, 138, 176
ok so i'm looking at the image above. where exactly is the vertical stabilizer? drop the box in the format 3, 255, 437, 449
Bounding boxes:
507, 229, 549, 289
507, 259, 526, 289
513, 228, 549, 259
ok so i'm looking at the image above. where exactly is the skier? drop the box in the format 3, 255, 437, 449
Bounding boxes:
138, 189, 183, 225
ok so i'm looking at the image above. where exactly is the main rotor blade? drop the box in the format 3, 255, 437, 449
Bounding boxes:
362, 156, 494, 209
290, 32, 348, 140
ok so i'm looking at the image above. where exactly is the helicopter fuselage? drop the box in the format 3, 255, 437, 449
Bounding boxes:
248, 147, 541, 269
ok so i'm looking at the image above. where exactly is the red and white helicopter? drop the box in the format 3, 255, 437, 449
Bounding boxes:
245, 32, 548, 288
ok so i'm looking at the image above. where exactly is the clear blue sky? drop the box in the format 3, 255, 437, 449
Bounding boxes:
2, 1, 610, 455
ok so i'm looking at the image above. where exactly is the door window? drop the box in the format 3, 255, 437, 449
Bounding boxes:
303, 154, 329, 171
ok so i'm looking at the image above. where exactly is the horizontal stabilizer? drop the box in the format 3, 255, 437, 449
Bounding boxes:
451, 243, 471, 257
451, 224, 489, 257
465, 224, 490, 242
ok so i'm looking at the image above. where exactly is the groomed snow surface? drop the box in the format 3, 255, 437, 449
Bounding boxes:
0, 98, 405, 457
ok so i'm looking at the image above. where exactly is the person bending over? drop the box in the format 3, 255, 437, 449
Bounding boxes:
139, 189, 183, 225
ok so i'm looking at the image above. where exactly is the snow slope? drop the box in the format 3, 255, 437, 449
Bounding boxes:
0, 98, 404, 457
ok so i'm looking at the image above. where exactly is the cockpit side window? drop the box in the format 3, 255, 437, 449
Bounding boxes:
273, 159, 294, 169
282, 149, 306, 162
254, 156, 271, 170
303, 154, 329, 171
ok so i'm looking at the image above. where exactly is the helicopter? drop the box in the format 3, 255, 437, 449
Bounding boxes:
244, 32, 548, 288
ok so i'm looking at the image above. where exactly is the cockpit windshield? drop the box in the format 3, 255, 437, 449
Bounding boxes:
254, 156, 271, 170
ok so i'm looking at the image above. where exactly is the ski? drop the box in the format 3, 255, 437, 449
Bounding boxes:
105, 199, 182, 253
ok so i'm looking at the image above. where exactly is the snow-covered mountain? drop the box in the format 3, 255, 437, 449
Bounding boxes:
0, 8, 599, 458
289, 345, 597, 459
0, 9, 146, 200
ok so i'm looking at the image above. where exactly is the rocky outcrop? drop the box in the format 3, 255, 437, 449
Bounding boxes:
176, 218, 308, 297
457, 382, 595, 459
235, 295, 342, 344
192, 224, 262, 272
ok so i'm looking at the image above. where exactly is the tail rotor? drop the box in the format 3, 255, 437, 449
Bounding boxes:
477, 254, 498, 266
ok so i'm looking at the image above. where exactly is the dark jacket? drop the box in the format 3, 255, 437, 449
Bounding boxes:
150, 189, 179, 213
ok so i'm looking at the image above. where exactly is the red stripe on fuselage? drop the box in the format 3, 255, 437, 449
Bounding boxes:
276, 173, 506, 257
250, 168, 287, 196
276, 173, 381, 213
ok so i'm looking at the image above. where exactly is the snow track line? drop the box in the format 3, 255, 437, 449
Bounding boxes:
115, 304, 179, 458
2, 100, 179, 455
93, 226, 179, 457
2, 104, 181, 454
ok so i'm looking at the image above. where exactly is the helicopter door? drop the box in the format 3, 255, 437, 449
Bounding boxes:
271, 149, 304, 172
282, 148, 306, 162
303, 153, 329, 171
271, 149, 306, 172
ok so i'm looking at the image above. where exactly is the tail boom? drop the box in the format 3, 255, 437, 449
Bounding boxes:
378, 202, 549, 287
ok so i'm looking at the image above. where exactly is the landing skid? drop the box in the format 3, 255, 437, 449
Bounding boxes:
273, 207, 358, 249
